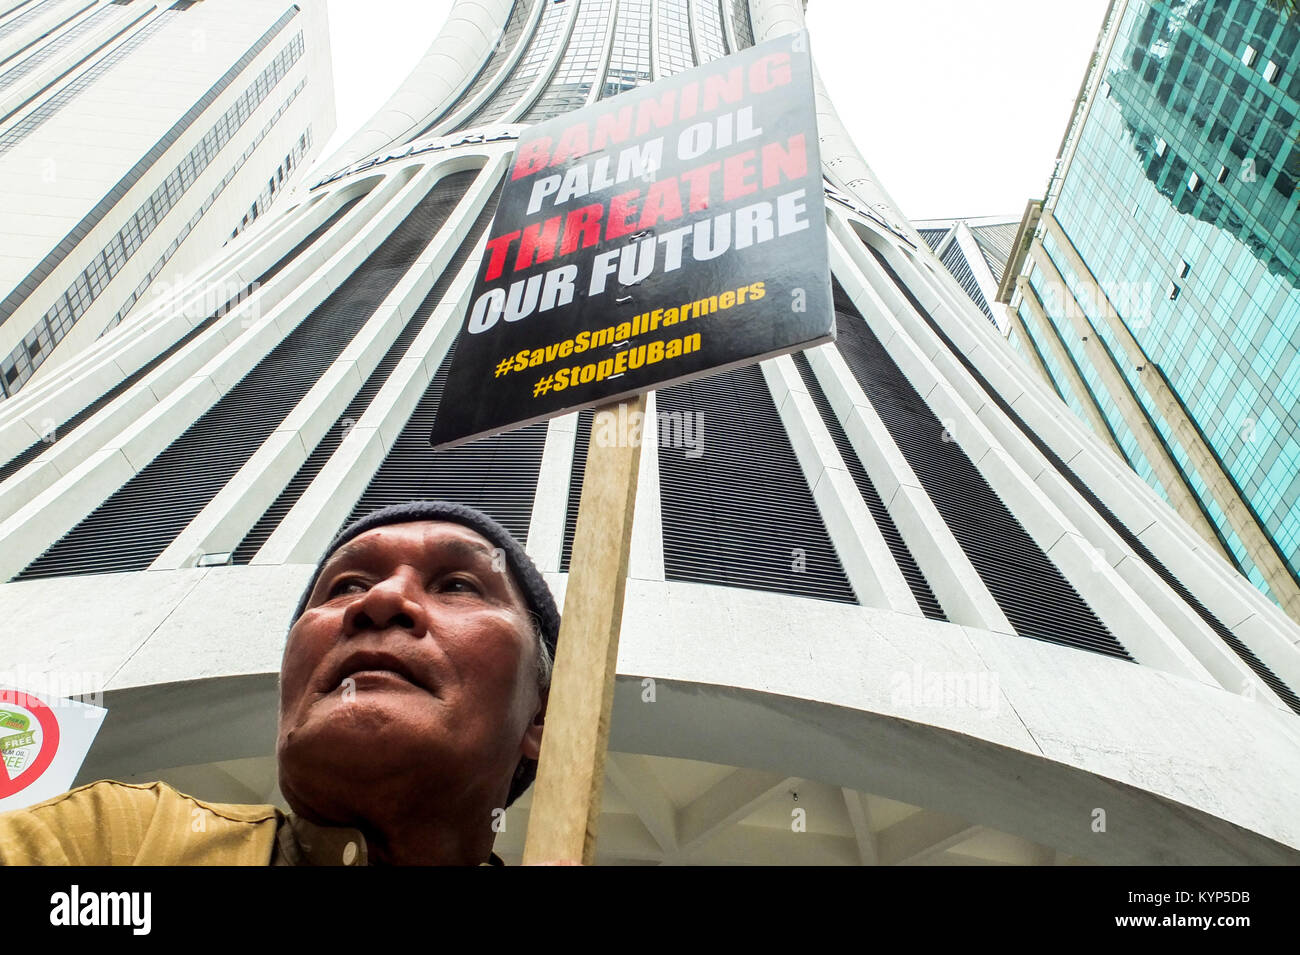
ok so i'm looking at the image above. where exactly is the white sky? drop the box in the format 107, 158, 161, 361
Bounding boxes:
319, 0, 1110, 221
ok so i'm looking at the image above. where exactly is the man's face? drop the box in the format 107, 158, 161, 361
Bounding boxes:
276, 521, 545, 821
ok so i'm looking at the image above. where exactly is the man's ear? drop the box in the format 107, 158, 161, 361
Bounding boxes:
521, 689, 547, 761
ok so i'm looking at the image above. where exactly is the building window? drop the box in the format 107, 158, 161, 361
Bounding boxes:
1217, 163, 1230, 183
1155, 136, 1167, 156
1178, 259, 1191, 278
1242, 45, 1258, 67
1188, 171, 1201, 192
1263, 60, 1279, 84
1167, 282, 1180, 300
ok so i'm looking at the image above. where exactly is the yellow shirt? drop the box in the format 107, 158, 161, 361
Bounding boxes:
0, 780, 503, 866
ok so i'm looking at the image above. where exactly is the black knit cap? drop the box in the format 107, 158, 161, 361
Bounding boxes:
292, 500, 559, 655
291, 500, 560, 806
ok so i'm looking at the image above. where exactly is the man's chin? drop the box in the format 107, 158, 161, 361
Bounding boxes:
280, 696, 445, 771
278, 724, 448, 816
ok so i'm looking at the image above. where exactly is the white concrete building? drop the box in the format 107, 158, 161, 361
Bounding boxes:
1, 0, 1298, 865
0, 0, 335, 396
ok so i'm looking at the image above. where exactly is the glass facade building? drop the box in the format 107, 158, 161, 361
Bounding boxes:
1004, 0, 1300, 620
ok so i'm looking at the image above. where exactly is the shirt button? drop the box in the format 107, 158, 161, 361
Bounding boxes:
343, 841, 359, 866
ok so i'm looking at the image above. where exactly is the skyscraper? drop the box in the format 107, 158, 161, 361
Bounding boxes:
999, 0, 1300, 624
0, 0, 336, 396
913, 213, 1021, 333
1, 0, 1298, 864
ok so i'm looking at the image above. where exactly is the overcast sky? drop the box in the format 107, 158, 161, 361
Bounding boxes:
319, 0, 1110, 221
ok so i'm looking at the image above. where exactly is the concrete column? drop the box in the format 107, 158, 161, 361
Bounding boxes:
761, 353, 920, 615
845, 217, 1299, 708
527, 412, 578, 573
831, 221, 1218, 684
1015, 273, 1126, 458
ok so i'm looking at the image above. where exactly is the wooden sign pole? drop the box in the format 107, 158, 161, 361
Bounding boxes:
521, 393, 646, 866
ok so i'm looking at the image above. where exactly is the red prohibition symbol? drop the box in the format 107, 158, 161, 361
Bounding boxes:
0, 690, 61, 799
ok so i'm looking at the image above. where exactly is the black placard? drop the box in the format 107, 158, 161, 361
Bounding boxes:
431, 31, 834, 448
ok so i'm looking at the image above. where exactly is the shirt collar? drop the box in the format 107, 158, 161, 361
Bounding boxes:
277, 813, 506, 866
278, 812, 370, 866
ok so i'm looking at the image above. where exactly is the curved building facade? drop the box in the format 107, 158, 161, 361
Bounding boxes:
1, 0, 1299, 864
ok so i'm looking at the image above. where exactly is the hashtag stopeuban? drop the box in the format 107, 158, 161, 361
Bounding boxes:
533, 375, 554, 397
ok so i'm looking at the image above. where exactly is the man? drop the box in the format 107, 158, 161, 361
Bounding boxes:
0, 501, 559, 866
